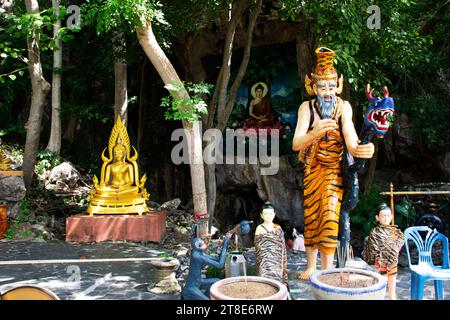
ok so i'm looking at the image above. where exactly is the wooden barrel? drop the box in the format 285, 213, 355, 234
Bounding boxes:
0, 204, 8, 239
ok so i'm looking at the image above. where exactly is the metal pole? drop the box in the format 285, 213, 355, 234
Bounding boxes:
380, 191, 450, 196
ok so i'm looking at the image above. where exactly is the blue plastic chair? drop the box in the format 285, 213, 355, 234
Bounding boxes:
404, 226, 450, 300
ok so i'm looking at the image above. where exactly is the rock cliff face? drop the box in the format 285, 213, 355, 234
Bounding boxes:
215, 155, 304, 232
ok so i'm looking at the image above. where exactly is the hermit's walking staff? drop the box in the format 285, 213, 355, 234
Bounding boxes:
337, 85, 395, 268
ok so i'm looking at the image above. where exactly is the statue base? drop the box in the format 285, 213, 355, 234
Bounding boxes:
0, 170, 24, 177
65, 210, 166, 243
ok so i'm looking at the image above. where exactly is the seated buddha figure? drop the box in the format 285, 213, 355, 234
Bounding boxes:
244, 82, 278, 127
0, 147, 12, 171
99, 144, 139, 195
87, 117, 149, 216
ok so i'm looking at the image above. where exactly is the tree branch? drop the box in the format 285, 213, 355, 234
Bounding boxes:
0, 66, 28, 78
213, 0, 247, 129
219, 0, 263, 132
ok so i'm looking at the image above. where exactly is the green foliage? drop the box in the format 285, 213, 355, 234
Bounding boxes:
243, 43, 298, 86
83, 0, 159, 35
397, 94, 450, 149
160, 0, 227, 35
0, 125, 26, 138
60, 102, 112, 124
205, 265, 225, 279
5, 199, 32, 240
0, 3, 79, 83
157, 252, 174, 259
350, 186, 385, 235
35, 150, 62, 175
440, 196, 450, 216
394, 198, 416, 231
279, 0, 432, 92
160, 81, 212, 123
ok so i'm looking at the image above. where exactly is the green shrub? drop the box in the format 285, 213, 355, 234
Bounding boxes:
394, 198, 416, 231
350, 186, 384, 236
205, 265, 225, 279
35, 150, 61, 175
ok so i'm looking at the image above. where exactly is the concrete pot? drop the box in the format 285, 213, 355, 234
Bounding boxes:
310, 268, 387, 300
210, 276, 288, 300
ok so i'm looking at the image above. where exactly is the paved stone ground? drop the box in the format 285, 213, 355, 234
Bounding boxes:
0, 240, 449, 300
0, 240, 178, 300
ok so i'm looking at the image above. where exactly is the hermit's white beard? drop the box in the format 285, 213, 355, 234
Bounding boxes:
317, 95, 336, 119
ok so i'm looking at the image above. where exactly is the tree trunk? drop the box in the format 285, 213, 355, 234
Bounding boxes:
295, 33, 313, 101
23, 0, 51, 189
46, 0, 62, 154
137, 59, 146, 152
207, 0, 262, 229
112, 31, 128, 126
62, 116, 78, 144
383, 129, 395, 164
220, 0, 262, 132
136, 20, 208, 237
214, 0, 247, 130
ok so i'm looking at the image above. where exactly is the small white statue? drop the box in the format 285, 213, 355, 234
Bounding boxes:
254, 202, 288, 285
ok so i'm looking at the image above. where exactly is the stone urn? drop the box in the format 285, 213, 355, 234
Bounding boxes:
309, 268, 387, 300
148, 258, 181, 294
210, 276, 288, 300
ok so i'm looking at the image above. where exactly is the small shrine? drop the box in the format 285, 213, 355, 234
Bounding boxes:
65, 117, 166, 243
87, 116, 149, 215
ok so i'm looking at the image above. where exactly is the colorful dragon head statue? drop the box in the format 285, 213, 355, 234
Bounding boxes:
365, 84, 395, 138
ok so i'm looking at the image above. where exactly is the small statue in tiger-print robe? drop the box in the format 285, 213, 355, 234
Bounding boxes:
254, 224, 288, 285
362, 223, 404, 273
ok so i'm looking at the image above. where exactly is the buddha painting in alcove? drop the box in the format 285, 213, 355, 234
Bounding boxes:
242, 82, 282, 134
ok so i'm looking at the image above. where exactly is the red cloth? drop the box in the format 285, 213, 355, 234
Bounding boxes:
242, 120, 283, 136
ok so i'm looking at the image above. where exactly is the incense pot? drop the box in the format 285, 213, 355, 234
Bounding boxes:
309, 268, 387, 300
210, 276, 288, 300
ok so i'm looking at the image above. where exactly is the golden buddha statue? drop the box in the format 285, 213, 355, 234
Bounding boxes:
87, 116, 149, 215
0, 147, 12, 171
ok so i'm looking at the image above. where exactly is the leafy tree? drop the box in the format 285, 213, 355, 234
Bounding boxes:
82, 0, 211, 235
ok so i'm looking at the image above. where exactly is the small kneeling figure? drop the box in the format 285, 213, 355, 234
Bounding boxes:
362, 203, 404, 300
181, 234, 231, 300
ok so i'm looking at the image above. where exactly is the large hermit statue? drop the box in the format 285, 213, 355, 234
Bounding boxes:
87, 116, 149, 215
292, 47, 374, 280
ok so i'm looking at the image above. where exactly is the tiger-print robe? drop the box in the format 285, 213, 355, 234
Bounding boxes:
254, 224, 288, 285
362, 224, 404, 269
303, 100, 344, 255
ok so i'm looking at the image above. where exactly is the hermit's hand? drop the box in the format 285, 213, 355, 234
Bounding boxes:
354, 141, 375, 159
311, 119, 338, 139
